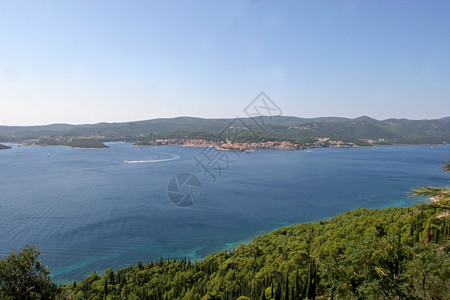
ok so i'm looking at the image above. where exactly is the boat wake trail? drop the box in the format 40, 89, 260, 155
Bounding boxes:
123, 154, 180, 164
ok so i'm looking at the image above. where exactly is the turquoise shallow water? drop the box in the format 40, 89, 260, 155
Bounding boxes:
0, 143, 449, 283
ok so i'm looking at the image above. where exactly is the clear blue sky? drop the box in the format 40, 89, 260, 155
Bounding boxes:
1, 0, 449, 125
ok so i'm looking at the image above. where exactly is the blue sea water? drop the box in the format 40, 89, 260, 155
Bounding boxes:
0, 143, 449, 283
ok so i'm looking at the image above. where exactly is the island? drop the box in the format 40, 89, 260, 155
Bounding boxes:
20, 138, 109, 149
66, 139, 109, 149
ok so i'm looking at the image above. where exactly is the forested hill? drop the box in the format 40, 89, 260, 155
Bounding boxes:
62, 204, 449, 299
1, 116, 450, 144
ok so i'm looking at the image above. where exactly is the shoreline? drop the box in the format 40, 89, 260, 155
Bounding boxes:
2, 140, 448, 151
51, 200, 422, 284
131, 142, 447, 151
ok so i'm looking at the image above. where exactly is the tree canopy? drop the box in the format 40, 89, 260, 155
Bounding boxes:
0, 245, 57, 299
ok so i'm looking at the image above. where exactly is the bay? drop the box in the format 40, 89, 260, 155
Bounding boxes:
0, 143, 449, 284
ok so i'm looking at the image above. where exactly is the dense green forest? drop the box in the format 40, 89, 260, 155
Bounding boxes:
65, 139, 109, 149
59, 206, 449, 300
1, 116, 449, 145
1, 163, 449, 299
27, 138, 109, 148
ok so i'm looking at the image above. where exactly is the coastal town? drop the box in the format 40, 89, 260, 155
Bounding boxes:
11, 135, 392, 150
134, 137, 390, 150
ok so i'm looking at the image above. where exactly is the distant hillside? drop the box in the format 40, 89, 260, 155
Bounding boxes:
1, 116, 449, 145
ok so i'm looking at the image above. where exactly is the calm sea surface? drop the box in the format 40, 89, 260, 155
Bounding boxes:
0, 143, 449, 283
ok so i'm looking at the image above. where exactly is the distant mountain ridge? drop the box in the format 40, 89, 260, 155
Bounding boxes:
0, 116, 449, 145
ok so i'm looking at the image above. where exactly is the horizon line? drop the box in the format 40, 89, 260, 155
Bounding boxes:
1, 115, 449, 127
